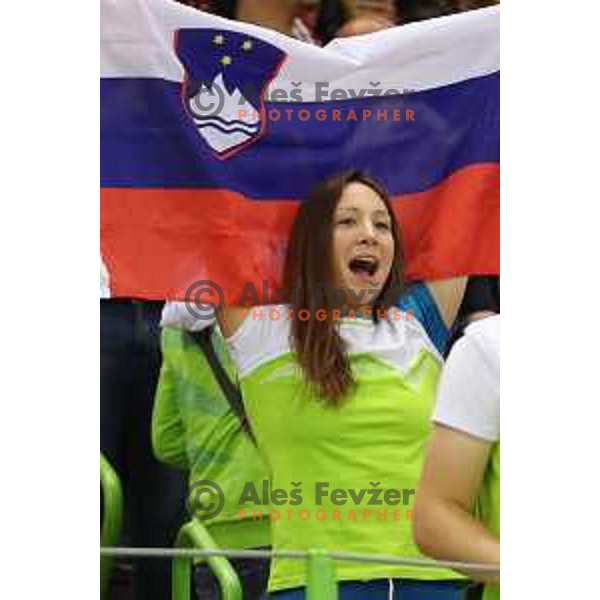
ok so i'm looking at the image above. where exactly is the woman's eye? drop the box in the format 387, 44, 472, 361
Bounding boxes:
376, 221, 391, 231
337, 217, 356, 225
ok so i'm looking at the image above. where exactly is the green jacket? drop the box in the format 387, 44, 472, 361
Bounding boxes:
152, 327, 270, 550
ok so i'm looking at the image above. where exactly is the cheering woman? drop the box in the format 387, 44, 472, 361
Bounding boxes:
217, 170, 470, 599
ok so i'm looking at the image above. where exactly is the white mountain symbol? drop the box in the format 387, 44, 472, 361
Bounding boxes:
187, 73, 261, 155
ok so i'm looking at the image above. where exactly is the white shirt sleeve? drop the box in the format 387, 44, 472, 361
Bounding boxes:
160, 301, 216, 332
226, 305, 292, 378
433, 315, 500, 442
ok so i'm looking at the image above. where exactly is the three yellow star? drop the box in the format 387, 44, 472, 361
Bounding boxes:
220, 55, 232, 66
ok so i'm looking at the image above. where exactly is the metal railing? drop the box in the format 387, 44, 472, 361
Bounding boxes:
170, 523, 342, 600
101, 543, 499, 600
172, 521, 242, 600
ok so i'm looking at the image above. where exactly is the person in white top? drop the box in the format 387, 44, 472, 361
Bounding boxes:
414, 314, 500, 597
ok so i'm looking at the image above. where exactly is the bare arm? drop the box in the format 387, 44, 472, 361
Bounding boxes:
426, 277, 468, 329
414, 423, 500, 584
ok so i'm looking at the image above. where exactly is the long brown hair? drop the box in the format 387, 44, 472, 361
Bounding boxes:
283, 171, 405, 405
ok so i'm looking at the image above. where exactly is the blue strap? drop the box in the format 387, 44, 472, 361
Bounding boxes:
396, 283, 449, 355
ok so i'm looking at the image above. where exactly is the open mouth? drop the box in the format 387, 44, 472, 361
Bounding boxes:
348, 256, 379, 278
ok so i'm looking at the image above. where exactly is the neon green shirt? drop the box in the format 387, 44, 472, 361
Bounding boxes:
480, 443, 500, 600
152, 327, 270, 550
434, 315, 500, 599
227, 305, 463, 591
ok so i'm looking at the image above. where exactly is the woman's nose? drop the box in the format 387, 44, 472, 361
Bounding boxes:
358, 220, 377, 243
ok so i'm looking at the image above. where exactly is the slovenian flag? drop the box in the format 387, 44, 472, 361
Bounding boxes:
101, 0, 499, 302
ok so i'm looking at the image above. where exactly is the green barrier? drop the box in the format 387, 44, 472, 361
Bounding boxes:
172, 521, 242, 600
171, 537, 338, 600
100, 545, 498, 598
100, 453, 124, 600
307, 549, 338, 600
